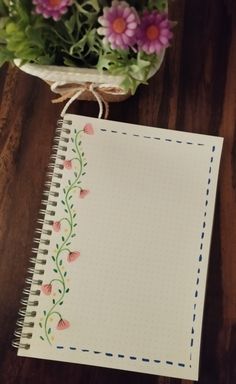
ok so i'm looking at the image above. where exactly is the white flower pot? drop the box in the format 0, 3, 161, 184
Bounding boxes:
14, 49, 165, 102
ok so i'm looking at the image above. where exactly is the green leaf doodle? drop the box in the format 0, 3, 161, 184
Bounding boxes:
40, 125, 93, 344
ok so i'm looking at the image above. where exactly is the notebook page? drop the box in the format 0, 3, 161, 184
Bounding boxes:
18, 115, 223, 380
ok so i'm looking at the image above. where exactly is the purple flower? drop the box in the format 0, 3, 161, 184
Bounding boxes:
32, 0, 72, 21
137, 11, 173, 54
97, 0, 139, 50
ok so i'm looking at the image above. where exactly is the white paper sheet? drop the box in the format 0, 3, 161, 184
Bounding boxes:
18, 114, 223, 380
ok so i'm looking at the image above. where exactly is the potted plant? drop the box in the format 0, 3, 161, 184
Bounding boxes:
0, 0, 173, 101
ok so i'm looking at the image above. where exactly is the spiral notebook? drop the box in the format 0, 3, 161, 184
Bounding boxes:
14, 114, 223, 380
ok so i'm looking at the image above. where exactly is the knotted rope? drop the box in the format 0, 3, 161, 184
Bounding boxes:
50, 81, 128, 118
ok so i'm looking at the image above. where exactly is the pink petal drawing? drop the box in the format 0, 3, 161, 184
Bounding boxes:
63, 159, 72, 169
52, 221, 61, 232
67, 251, 80, 262
56, 318, 70, 330
80, 189, 90, 198
41, 283, 52, 296
83, 123, 94, 135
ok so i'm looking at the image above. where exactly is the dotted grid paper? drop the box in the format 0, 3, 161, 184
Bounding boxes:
18, 114, 223, 381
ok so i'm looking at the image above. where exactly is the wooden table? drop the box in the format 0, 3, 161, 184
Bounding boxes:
0, 1, 235, 383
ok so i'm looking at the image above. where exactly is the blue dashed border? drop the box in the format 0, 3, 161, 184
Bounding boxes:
189, 145, 215, 366
100, 128, 205, 146
56, 346, 186, 368
55, 131, 217, 371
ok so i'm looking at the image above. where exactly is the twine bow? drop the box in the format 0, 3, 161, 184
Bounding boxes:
50, 81, 119, 119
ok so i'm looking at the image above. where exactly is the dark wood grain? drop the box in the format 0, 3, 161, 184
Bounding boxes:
0, 1, 235, 383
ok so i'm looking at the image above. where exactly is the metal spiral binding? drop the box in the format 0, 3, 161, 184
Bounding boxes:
12, 118, 72, 350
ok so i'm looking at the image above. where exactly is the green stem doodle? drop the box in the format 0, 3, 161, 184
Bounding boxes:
41, 128, 87, 344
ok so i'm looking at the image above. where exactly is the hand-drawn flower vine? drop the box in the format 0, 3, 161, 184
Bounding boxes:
39, 122, 94, 344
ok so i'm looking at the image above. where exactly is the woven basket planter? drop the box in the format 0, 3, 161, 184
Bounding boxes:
14, 48, 165, 103
13, 0, 169, 103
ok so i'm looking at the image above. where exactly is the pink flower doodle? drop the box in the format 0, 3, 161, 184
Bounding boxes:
63, 159, 73, 169
56, 318, 70, 330
52, 221, 61, 232
67, 251, 80, 262
41, 283, 52, 296
83, 123, 94, 135
80, 189, 90, 199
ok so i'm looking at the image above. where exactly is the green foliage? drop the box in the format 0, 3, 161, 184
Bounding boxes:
147, 0, 168, 11
97, 49, 159, 94
0, 0, 102, 66
0, 0, 8, 16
